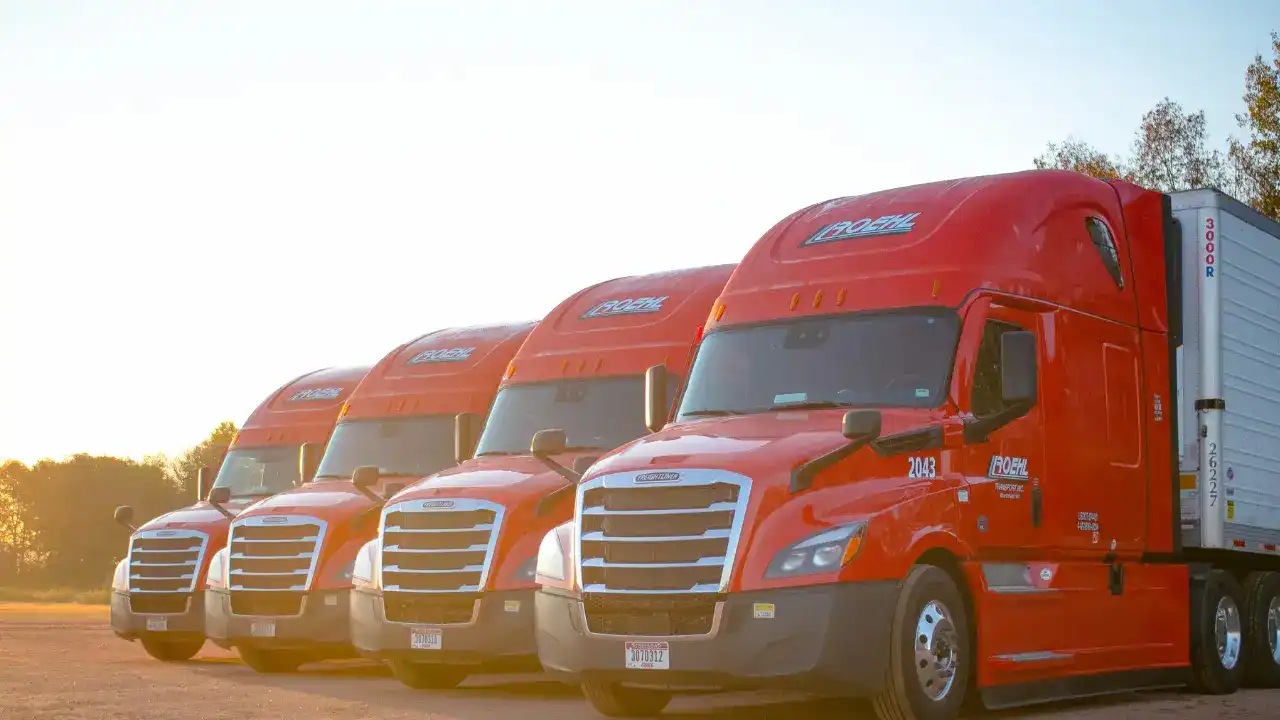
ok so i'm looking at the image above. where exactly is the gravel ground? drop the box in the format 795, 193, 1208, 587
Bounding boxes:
0, 603, 1275, 719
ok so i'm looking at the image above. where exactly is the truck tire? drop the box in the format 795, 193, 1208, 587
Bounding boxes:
1188, 568, 1245, 695
1242, 571, 1280, 688
238, 647, 304, 674
388, 660, 469, 690
140, 637, 204, 662
872, 564, 969, 720
580, 679, 672, 717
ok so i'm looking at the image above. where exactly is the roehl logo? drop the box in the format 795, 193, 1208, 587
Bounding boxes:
581, 296, 669, 319
421, 500, 455, 509
289, 387, 343, 401
801, 212, 922, 247
408, 347, 475, 365
635, 471, 681, 484
988, 455, 1029, 481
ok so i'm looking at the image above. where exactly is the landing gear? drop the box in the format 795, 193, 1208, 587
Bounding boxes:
872, 564, 970, 720
1189, 568, 1245, 695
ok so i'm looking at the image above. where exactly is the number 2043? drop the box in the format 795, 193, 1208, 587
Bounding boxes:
908, 456, 937, 479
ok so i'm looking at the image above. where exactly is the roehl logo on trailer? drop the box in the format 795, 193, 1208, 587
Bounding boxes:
801, 212, 922, 247
289, 387, 343, 401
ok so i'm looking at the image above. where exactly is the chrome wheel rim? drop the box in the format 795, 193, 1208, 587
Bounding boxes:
914, 600, 959, 701
1267, 595, 1280, 664
1216, 595, 1243, 670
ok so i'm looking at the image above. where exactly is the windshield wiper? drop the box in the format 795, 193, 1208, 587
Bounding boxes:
681, 408, 744, 417
765, 400, 847, 412
313, 473, 348, 480
476, 450, 520, 457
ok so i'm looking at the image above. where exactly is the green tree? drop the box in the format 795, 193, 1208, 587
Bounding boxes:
1228, 32, 1280, 218
167, 421, 237, 501
1128, 98, 1232, 193
1033, 137, 1131, 181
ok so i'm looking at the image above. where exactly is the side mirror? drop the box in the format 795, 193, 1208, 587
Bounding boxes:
842, 409, 882, 441
572, 455, 600, 476
196, 466, 214, 501
299, 442, 323, 484
208, 486, 234, 519
352, 465, 380, 489
113, 505, 135, 530
383, 482, 406, 502
454, 412, 482, 464
644, 365, 670, 434
531, 429, 567, 458
1000, 331, 1038, 404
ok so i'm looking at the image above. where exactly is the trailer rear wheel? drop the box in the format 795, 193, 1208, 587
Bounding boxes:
872, 564, 969, 720
140, 637, 204, 662
388, 660, 469, 690
1189, 568, 1245, 695
238, 647, 304, 674
1242, 571, 1280, 688
580, 679, 672, 717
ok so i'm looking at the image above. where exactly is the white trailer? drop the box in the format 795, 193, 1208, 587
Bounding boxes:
1175, 189, 1280, 553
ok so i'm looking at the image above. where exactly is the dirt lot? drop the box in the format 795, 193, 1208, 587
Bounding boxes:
0, 603, 1275, 719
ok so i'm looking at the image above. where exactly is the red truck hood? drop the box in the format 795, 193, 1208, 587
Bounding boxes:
397, 455, 572, 504
136, 498, 256, 536
232, 481, 384, 520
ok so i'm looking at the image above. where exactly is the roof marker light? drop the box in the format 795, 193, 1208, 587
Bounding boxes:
836, 289, 846, 306
813, 290, 824, 309
714, 304, 725, 321
932, 279, 942, 299
789, 293, 800, 311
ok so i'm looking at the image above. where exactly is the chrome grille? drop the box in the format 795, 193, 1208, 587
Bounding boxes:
226, 515, 325, 603
127, 529, 208, 594
575, 470, 751, 595
379, 498, 503, 599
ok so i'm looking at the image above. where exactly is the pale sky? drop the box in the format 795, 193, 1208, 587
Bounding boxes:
2, 1, 1277, 464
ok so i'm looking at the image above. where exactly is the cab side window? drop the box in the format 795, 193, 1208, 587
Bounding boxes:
1086, 217, 1124, 289
971, 320, 1024, 417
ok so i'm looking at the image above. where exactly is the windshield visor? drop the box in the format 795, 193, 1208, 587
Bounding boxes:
677, 310, 959, 418
212, 445, 302, 497
474, 376, 657, 456
314, 415, 456, 480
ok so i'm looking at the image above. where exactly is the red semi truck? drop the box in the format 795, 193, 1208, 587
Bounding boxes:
204, 322, 533, 673
109, 365, 369, 661
350, 265, 733, 690
533, 171, 1280, 719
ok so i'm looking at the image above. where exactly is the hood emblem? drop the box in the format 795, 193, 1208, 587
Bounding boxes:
262, 516, 288, 524
635, 471, 681, 484
422, 500, 455, 509
156, 530, 176, 537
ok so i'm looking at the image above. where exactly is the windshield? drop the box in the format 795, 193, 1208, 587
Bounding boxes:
314, 415, 456, 480
212, 445, 302, 497
676, 310, 959, 418
474, 376, 651, 457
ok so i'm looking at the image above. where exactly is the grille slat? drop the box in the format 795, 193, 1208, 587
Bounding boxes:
227, 515, 325, 615
379, 499, 503, 597
576, 471, 750, 636
127, 530, 208, 594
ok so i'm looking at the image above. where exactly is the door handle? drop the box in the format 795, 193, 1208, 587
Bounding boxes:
1031, 485, 1042, 528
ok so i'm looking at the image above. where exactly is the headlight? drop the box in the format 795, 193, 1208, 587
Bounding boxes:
352, 538, 381, 590
111, 558, 129, 592
764, 522, 867, 579
206, 547, 230, 589
535, 528, 566, 581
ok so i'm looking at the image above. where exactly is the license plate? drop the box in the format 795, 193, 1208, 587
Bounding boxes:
145, 616, 168, 632
411, 628, 442, 651
624, 641, 669, 670
250, 620, 276, 638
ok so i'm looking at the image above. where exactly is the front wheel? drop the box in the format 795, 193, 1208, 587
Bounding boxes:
872, 564, 970, 720
238, 647, 304, 674
581, 679, 672, 717
388, 659, 469, 690
140, 637, 204, 662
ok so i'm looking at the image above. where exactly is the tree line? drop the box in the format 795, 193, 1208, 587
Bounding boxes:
0, 422, 236, 589
1034, 32, 1279, 221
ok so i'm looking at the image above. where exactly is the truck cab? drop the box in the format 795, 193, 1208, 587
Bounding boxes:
109, 365, 369, 662
349, 265, 733, 690
203, 322, 533, 674
534, 170, 1234, 718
